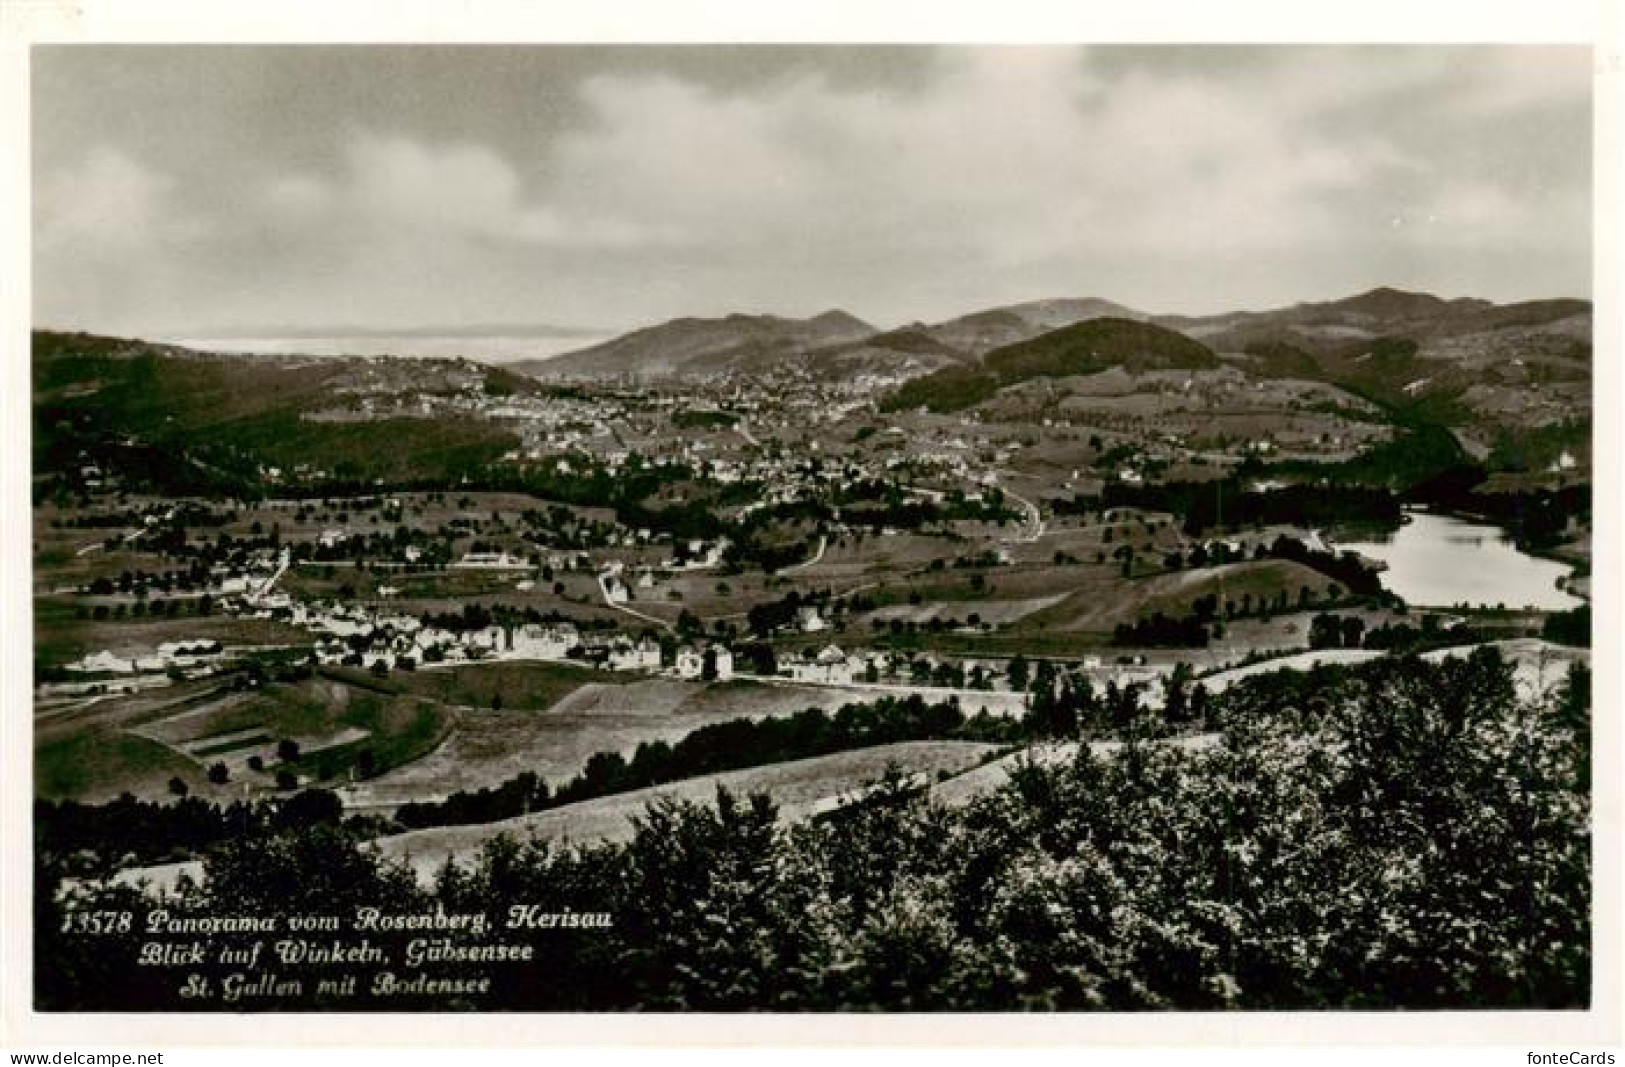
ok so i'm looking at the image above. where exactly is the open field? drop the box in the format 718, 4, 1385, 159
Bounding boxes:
1422, 638, 1588, 700
375, 739, 1003, 881
34, 728, 207, 804
359, 661, 608, 711
339, 676, 877, 809
38, 670, 453, 803
1200, 648, 1386, 691
32, 596, 310, 670
1017, 559, 1336, 635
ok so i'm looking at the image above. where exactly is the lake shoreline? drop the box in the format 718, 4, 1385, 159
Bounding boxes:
1330, 507, 1584, 612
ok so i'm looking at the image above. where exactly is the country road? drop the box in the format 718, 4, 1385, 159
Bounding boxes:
779, 535, 828, 575
1001, 486, 1046, 543
597, 572, 674, 631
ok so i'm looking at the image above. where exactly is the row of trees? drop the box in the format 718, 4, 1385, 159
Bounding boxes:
394, 694, 991, 831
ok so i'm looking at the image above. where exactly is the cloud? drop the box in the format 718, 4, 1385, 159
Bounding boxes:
264, 132, 682, 251
36, 146, 199, 253
533, 48, 1415, 276
32, 46, 1592, 332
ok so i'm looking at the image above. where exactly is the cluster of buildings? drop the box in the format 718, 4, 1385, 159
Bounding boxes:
64, 639, 225, 675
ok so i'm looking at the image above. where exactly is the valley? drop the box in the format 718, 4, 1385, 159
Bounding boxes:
33, 284, 1592, 911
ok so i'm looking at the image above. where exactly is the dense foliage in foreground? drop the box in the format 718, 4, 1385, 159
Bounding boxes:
38, 649, 1589, 1011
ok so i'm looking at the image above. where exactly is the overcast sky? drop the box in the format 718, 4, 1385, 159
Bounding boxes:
32, 44, 1592, 335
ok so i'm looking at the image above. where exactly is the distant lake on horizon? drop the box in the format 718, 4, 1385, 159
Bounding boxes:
1334, 510, 1583, 611
160, 333, 612, 363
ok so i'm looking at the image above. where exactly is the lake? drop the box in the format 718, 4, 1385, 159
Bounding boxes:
157, 333, 612, 364
1333, 510, 1583, 611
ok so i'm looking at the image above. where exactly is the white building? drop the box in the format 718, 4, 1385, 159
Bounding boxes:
609, 635, 662, 671
510, 623, 577, 661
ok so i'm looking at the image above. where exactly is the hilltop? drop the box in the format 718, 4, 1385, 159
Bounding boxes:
923, 296, 1148, 356
882, 317, 1218, 413
519, 309, 876, 380
32, 331, 537, 493
1157, 286, 1590, 356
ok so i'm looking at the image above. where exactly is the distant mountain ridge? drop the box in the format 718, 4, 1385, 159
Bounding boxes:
1154, 287, 1591, 351
133, 286, 1589, 397
520, 296, 1154, 382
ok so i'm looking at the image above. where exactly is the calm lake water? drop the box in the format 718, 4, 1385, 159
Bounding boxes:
1334, 510, 1583, 610
159, 334, 611, 363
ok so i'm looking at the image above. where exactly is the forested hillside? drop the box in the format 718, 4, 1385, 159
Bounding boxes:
39, 648, 1589, 1011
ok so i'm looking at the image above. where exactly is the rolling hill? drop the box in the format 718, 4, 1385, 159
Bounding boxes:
515, 296, 1149, 382
882, 317, 1219, 413
32, 331, 534, 492
922, 296, 1148, 356
518, 309, 876, 380
1162, 289, 1594, 434
1158, 286, 1590, 356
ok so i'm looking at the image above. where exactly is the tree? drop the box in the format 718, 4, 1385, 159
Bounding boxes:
1309, 613, 1343, 650
167, 776, 189, 797
1007, 654, 1030, 692
207, 762, 229, 785
1340, 615, 1366, 649
1164, 662, 1194, 723
276, 738, 301, 762
274, 788, 343, 830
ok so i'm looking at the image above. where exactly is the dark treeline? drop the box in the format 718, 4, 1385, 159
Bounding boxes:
414, 602, 618, 635
1112, 611, 1212, 648
1099, 479, 1402, 537
395, 694, 1016, 831
1543, 604, 1591, 647
1423, 484, 1591, 551
35, 692, 1023, 861
1268, 424, 1471, 493
1264, 534, 1384, 596
38, 648, 1590, 1010
36, 789, 351, 872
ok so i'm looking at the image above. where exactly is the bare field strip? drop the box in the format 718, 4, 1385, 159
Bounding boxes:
929, 732, 1222, 808
377, 740, 1002, 882
340, 678, 877, 809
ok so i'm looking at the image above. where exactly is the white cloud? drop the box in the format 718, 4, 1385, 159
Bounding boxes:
322, 132, 682, 250
36, 146, 191, 253
535, 48, 1413, 274
33, 47, 1592, 332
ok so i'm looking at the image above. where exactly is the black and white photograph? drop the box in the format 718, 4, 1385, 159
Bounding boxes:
3, 0, 1619, 1050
